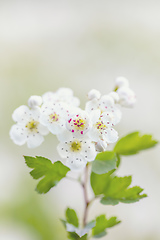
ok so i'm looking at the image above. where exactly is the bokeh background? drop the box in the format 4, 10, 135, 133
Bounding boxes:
0, 1, 160, 239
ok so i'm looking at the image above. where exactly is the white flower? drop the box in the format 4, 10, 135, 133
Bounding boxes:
87, 89, 101, 100
10, 105, 49, 148
88, 110, 118, 146
57, 136, 97, 170
28, 95, 42, 109
117, 86, 136, 108
66, 111, 92, 138
40, 102, 71, 135
115, 76, 129, 88
85, 94, 122, 125
42, 88, 80, 107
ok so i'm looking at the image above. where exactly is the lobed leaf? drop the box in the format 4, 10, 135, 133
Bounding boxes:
24, 156, 70, 194
91, 172, 147, 205
92, 215, 120, 238
92, 151, 117, 174
114, 132, 158, 155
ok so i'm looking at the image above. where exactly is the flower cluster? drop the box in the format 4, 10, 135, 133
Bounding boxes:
10, 78, 136, 170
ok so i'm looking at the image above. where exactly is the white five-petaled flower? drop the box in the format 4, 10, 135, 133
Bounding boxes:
66, 111, 92, 138
42, 88, 80, 107
10, 105, 49, 148
88, 110, 118, 149
57, 136, 97, 170
39, 102, 72, 135
85, 94, 122, 125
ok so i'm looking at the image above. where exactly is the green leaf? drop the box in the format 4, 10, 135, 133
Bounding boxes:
66, 208, 79, 228
92, 215, 120, 238
67, 232, 87, 240
91, 172, 147, 205
90, 170, 114, 196
24, 156, 70, 194
114, 132, 158, 155
92, 151, 117, 174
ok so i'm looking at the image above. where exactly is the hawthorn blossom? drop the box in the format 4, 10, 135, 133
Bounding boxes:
57, 137, 97, 170
88, 110, 118, 149
10, 105, 49, 148
85, 93, 122, 125
66, 111, 92, 138
42, 88, 80, 107
39, 102, 71, 135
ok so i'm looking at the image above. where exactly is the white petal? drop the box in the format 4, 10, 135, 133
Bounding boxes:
12, 105, 30, 123
56, 87, 73, 97
9, 124, 27, 146
57, 142, 70, 158
30, 108, 41, 120
104, 106, 122, 126
72, 97, 80, 107
66, 157, 87, 171
90, 109, 101, 123
88, 127, 100, 142
103, 128, 118, 143
27, 133, 44, 148
37, 124, 49, 135
99, 95, 114, 111
81, 141, 97, 162
85, 99, 99, 112
57, 129, 73, 142
42, 91, 56, 103
48, 122, 63, 135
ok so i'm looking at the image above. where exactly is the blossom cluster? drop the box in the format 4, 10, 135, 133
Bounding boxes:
10, 77, 136, 170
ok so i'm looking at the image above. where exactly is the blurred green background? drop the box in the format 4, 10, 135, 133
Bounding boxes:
0, 0, 160, 239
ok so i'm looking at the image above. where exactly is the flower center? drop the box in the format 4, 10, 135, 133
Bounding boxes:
73, 117, 86, 130
70, 140, 82, 152
26, 120, 39, 132
95, 121, 107, 130
49, 113, 59, 122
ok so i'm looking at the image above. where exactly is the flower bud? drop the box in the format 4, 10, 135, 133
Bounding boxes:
109, 91, 120, 103
87, 89, 101, 100
28, 95, 42, 109
115, 76, 129, 88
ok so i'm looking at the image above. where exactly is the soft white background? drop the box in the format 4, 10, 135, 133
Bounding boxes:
0, 1, 160, 239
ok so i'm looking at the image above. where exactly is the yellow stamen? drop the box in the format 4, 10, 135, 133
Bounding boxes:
70, 140, 82, 152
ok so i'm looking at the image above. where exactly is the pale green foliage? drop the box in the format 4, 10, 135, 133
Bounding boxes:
91, 172, 147, 205
66, 208, 79, 228
92, 151, 117, 174
114, 132, 158, 155
92, 214, 120, 238
24, 156, 70, 193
